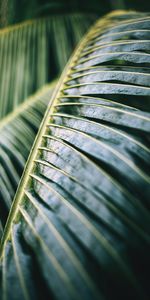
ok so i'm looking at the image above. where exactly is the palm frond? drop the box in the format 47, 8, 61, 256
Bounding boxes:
0, 81, 56, 235
0, 10, 150, 300
0, 13, 96, 119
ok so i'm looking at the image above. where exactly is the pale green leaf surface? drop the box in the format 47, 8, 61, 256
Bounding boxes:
0, 10, 150, 300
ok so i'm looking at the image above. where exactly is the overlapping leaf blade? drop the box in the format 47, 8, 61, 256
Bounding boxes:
0, 13, 96, 119
0, 82, 55, 235
0, 11, 150, 300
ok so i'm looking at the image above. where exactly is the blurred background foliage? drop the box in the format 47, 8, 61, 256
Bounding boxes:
0, 0, 150, 118
1, 0, 150, 28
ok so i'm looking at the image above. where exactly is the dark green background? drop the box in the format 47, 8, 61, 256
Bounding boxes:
1, 0, 150, 28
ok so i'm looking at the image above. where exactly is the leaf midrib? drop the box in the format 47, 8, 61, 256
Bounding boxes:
0, 16, 99, 257
0, 83, 56, 130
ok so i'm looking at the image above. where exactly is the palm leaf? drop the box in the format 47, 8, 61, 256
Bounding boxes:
0, 82, 56, 235
0, 10, 150, 300
0, 13, 96, 119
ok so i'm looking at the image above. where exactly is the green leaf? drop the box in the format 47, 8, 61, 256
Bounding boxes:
0, 82, 56, 235
0, 10, 150, 300
0, 13, 96, 119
